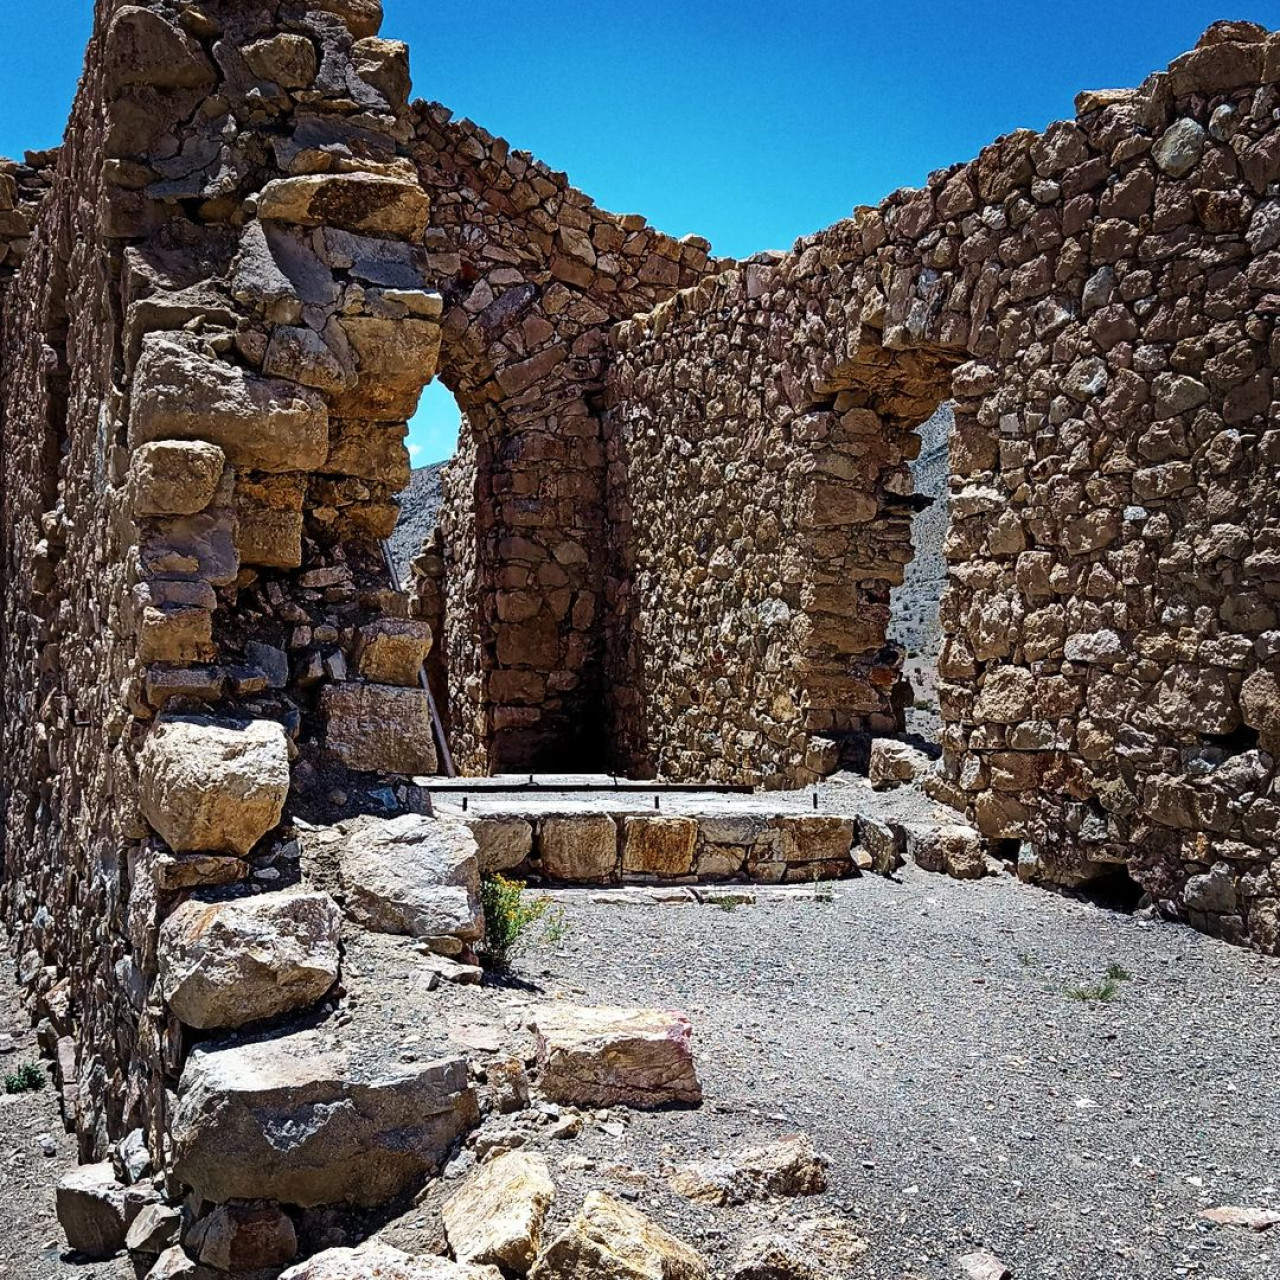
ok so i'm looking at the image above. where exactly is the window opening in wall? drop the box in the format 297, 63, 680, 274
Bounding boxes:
886, 402, 952, 757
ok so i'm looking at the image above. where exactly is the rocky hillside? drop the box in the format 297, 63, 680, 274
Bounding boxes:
389, 461, 448, 583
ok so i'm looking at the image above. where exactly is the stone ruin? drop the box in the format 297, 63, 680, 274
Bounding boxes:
0, 2, 1278, 1274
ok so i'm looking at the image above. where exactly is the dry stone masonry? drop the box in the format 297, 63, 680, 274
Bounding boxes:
0, 7, 1277, 1279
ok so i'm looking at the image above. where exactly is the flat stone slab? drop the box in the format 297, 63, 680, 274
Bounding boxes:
533, 1005, 702, 1108
171, 1029, 478, 1208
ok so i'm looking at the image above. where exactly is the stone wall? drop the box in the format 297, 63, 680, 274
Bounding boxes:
603, 21, 1280, 950
408, 105, 729, 773
2, 0, 448, 1160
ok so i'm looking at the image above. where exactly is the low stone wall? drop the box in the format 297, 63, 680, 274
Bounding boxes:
604, 22, 1280, 950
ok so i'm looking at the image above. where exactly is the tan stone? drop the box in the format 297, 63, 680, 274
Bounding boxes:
138, 717, 290, 856
129, 441, 226, 517
103, 6, 215, 95
322, 682, 437, 774
539, 815, 617, 882
258, 175, 430, 240
129, 335, 329, 473
669, 1135, 828, 1206
468, 817, 534, 874
56, 1164, 152, 1259
530, 1192, 705, 1280
281, 1244, 501, 1279
533, 1005, 702, 1108
622, 816, 697, 876
158, 892, 342, 1030
443, 1150, 555, 1274
234, 473, 306, 569
357, 618, 433, 686
242, 34, 317, 89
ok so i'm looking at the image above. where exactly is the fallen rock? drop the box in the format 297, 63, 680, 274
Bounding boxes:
530, 1191, 704, 1280
669, 1135, 828, 1206
138, 717, 290, 855
145, 1246, 221, 1279
443, 1150, 555, 1274
125, 1203, 181, 1256
533, 1005, 701, 1108
958, 1250, 1012, 1280
171, 1031, 478, 1208
159, 892, 342, 1029
906, 823, 987, 880
57, 1162, 152, 1258
189, 1200, 298, 1271
1198, 1205, 1280, 1230
282, 1244, 500, 1278
732, 1216, 868, 1280
356, 618, 433, 686
869, 738, 931, 789
337, 814, 482, 954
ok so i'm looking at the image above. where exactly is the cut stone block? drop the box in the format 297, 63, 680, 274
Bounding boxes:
129, 440, 226, 517
533, 1005, 702, 1108
906, 823, 987, 879
356, 618, 433, 686
443, 1149, 555, 1274
129, 334, 329, 473
337, 814, 482, 954
171, 1031, 478, 1208
158, 892, 341, 1030
622, 817, 697, 876
467, 817, 533, 874
138, 717, 290, 856
322, 682, 437, 774
539, 815, 617, 882
529, 1191, 705, 1280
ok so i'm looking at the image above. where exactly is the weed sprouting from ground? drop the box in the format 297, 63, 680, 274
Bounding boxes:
3, 1063, 44, 1094
1065, 963, 1131, 1003
479, 874, 567, 971
811, 874, 835, 904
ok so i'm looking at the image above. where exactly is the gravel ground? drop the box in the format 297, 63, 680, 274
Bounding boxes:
5, 864, 1278, 1280
0, 977, 130, 1280
391, 866, 1280, 1280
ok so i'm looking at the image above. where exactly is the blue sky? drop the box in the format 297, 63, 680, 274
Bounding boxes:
1, 1, 1273, 464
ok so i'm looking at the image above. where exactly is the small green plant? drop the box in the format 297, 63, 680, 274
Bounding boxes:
1105, 962, 1132, 982
3, 1063, 44, 1094
811, 874, 835, 904
1064, 977, 1120, 1003
479, 874, 566, 970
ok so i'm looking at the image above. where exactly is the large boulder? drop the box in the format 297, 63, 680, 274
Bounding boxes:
170, 1031, 478, 1208
129, 334, 328, 473
336, 814, 482, 955
533, 1005, 701, 1108
158, 893, 342, 1030
56, 1163, 153, 1258
668, 1135, 828, 1206
442, 1150, 555, 1274
281, 1243, 501, 1279
530, 1192, 705, 1280
138, 717, 290, 856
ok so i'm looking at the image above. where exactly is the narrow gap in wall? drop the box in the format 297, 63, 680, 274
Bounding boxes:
886, 402, 952, 758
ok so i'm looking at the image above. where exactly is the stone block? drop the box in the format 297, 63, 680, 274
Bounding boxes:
56, 1163, 153, 1259
171, 1032, 478, 1208
443, 1150, 555, 1274
467, 817, 533, 874
532, 1005, 701, 1108
138, 717, 290, 856
538, 815, 618, 882
322, 682, 437, 774
622, 816, 697, 876
257, 174, 430, 239
158, 892, 342, 1030
356, 618, 433, 686
868, 739, 931, 789
129, 440, 225, 517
